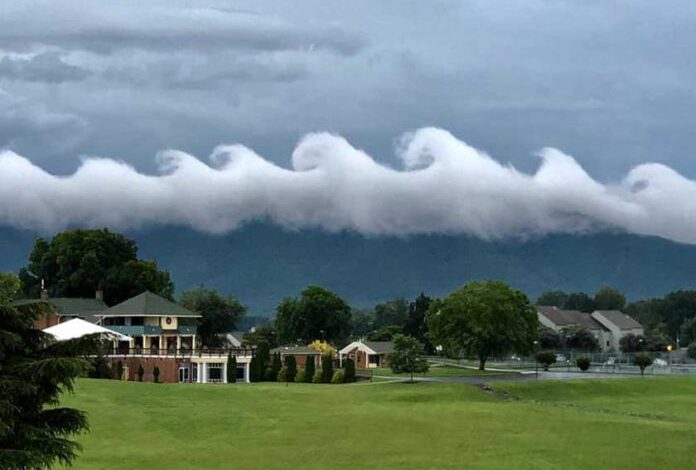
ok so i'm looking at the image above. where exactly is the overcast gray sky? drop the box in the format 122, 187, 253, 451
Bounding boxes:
2, 0, 695, 177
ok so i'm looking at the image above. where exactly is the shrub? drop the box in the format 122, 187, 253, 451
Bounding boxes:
576, 357, 590, 371
633, 353, 653, 376
284, 355, 297, 382
88, 355, 112, 379
137, 364, 144, 382
294, 370, 305, 383
153, 366, 160, 383
320, 354, 334, 383
115, 360, 124, 380
277, 366, 289, 382
536, 351, 557, 371
269, 352, 282, 382
688, 342, 696, 360
343, 357, 356, 383
304, 357, 315, 383
263, 367, 275, 382
312, 369, 323, 384
227, 354, 237, 383
331, 370, 345, 384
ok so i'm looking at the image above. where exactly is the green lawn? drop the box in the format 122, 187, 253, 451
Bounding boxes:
60, 377, 696, 469
364, 365, 505, 377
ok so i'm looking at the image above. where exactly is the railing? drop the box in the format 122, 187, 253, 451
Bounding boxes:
103, 347, 255, 358
105, 325, 198, 336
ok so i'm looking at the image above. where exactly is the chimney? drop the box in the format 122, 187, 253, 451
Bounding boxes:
40, 278, 49, 300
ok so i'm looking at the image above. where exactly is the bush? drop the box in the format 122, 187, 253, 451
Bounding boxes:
269, 352, 282, 382
688, 342, 696, 360
88, 355, 112, 379
115, 360, 124, 380
320, 354, 334, 383
153, 366, 160, 383
294, 370, 305, 383
284, 355, 297, 382
137, 364, 144, 382
227, 354, 237, 383
304, 358, 315, 383
277, 366, 289, 382
536, 351, 557, 371
343, 357, 356, 383
263, 367, 275, 382
633, 353, 653, 376
312, 369, 323, 384
576, 357, 590, 371
331, 370, 345, 384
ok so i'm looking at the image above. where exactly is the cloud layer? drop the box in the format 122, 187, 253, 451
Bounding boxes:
1, 127, 694, 244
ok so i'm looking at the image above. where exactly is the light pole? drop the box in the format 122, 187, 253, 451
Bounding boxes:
667, 344, 673, 371
533, 340, 539, 380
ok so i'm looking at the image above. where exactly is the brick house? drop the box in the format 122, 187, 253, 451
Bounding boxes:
271, 345, 322, 368
339, 340, 394, 369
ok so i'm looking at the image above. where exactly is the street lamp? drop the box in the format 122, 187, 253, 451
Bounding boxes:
533, 340, 539, 380
667, 344, 673, 370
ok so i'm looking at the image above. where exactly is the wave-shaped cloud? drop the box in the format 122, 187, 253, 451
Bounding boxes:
1, 127, 694, 243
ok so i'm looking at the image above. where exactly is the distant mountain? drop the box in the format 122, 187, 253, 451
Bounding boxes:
1, 224, 695, 314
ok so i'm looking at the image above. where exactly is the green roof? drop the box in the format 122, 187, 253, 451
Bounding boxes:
13, 297, 108, 317
99, 291, 199, 317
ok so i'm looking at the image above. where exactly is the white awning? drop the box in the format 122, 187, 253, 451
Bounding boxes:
43, 318, 133, 342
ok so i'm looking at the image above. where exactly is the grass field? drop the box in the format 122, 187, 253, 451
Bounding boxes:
365, 365, 505, 377
60, 377, 696, 469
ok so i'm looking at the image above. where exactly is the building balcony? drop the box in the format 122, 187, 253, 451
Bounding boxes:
106, 325, 198, 336
104, 346, 255, 359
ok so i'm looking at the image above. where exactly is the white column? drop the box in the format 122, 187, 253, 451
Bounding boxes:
244, 362, 250, 383
222, 359, 228, 384
197, 363, 204, 383
201, 363, 207, 383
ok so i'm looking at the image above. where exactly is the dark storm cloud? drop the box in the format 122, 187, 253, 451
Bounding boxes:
0, 52, 91, 83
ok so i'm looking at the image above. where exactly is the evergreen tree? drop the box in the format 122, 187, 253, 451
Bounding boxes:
269, 352, 282, 382
115, 360, 124, 380
153, 366, 160, 383
284, 355, 297, 382
0, 303, 99, 469
137, 364, 144, 382
304, 356, 315, 383
320, 353, 334, 383
343, 357, 356, 383
227, 354, 237, 383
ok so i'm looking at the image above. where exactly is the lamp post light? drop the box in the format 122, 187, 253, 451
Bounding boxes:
533, 340, 539, 380
667, 344, 673, 371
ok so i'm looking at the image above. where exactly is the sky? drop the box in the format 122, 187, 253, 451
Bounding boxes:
1, 1, 696, 243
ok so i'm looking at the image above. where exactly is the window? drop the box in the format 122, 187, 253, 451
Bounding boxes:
236, 367, 245, 380
207, 363, 223, 383
368, 354, 381, 366
131, 317, 144, 326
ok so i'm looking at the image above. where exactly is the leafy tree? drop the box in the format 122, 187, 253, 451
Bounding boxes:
680, 316, 696, 345
350, 309, 374, 338
269, 352, 282, 382
277, 367, 289, 382
180, 286, 246, 347
137, 364, 145, 382
562, 326, 599, 351
284, 355, 297, 382
250, 342, 270, 382
0, 271, 20, 304
373, 298, 409, 330
688, 343, 696, 360
243, 324, 278, 349
0, 303, 99, 469
304, 355, 316, 383
644, 334, 670, 352
576, 357, 590, 371
662, 290, 696, 339
275, 286, 351, 344
633, 354, 653, 376
536, 290, 569, 308
343, 357, 356, 383
389, 334, 429, 381
403, 292, 434, 354
320, 353, 334, 383
18, 229, 173, 305
308, 340, 335, 355
88, 354, 112, 379
427, 281, 537, 370
366, 325, 401, 341
619, 333, 646, 352
538, 327, 563, 350
563, 292, 594, 312
536, 351, 556, 371
593, 286, 626, 311
227, 354, 237, 383
153, 366, 160, 383
624, 299, 664, 335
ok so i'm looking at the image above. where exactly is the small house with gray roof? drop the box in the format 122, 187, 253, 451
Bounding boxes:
591, 310, 644, 351
339, 340, 395, 368
537, 306, 613, 351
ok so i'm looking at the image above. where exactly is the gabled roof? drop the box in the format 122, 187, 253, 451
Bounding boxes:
13, 297, 108, 317
594, 310, 643, 330
43, 318, 132, 342
538, 306, 608, 331
98, 291, 199, 317
339, 340, 395, 355
271, 345, 321, 355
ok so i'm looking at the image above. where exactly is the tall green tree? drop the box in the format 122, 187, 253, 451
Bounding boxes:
303, 354, 316, 383
373, 298, 409, 330
536, 290, 569, 308
275, 286, 351, 344
0, 272, 20, 304
242, 324, 278, 349
227, 354, 237, 383
284, 355, 297, 382
593, 286, 626, 310
269, 352, 282, 382
343, 357, 356, 383
563, 292, 595, 312
427, 280, 537, 370
320, 354, 334, 383
562, 326, 599, 351
0, 303, 99, 469
180, 286, 246, 347
403, 292, 434, 354
389, 334, 429, 382
18, 229, 173, 305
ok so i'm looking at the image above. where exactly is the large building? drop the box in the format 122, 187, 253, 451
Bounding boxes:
95, 291, 254, 383
537, 306, 644, 352
14, 293, 108, 329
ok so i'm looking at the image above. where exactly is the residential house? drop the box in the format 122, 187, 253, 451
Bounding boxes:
537, 306, 613, 351
339, 340, 394, 369
271, 345, 322, 368
95, 291, 254, 383
591, 310, 644, 351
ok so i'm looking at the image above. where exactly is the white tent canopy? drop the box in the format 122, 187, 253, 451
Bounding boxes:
43, 318, 133, 342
